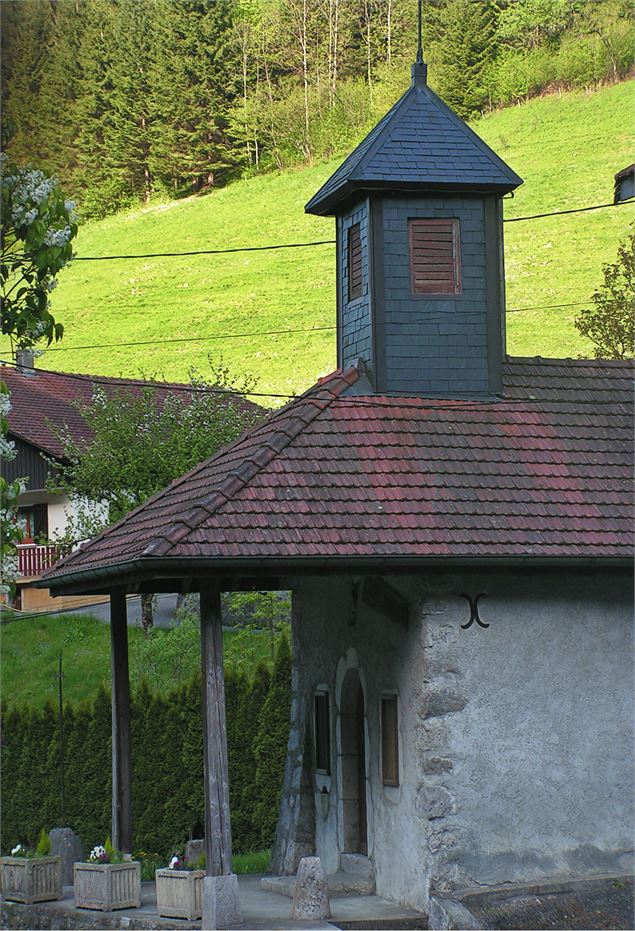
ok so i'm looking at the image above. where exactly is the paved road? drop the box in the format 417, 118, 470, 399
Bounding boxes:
53, 593, 181, 628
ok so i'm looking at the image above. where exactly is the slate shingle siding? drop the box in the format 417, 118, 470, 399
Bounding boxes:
381, 196, 490, 395
340, 200, 373, 372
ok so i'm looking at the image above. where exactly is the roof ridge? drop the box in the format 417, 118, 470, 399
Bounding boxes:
141, 365, 361, 558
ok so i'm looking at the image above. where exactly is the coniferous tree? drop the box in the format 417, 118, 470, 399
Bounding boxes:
432, 0, 499, 118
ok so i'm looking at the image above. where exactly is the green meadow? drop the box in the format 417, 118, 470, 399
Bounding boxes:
0, 612, 276, 707
4, 81, 633, 399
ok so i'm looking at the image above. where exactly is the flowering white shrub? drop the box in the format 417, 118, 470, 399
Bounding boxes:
1, 153, 77, 350
0, 384, 25, 597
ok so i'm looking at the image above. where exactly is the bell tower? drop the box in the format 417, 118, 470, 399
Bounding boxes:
305, 5, 522, 397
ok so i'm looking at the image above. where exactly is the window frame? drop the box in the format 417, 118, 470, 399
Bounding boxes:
408, 217, 462, 296
380, 693, 400, 787
314, 690, 331, 776
347, 222, 363, 303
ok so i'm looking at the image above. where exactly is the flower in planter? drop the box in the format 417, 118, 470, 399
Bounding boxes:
166, 852, 205, 872
87, 836, 123, 864
7, 830, 51, 859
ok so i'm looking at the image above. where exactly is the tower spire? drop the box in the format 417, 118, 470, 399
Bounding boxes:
412, 0, 428, 86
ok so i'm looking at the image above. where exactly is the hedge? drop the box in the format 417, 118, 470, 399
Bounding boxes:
1, 634, 291, 858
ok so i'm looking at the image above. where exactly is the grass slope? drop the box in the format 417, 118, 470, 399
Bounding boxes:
7, 82, 633, 398
0, 612, 275, 707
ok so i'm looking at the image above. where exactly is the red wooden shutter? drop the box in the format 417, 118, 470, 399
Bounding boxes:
348, 223, 363, 301
409, 218, 461, 295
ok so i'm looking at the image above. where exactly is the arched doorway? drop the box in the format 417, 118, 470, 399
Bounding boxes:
339, 669, 368, 854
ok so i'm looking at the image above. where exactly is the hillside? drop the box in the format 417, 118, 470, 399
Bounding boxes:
0, 612, 277, 708
6, 82, 633, 399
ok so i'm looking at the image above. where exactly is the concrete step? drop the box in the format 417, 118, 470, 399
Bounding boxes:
261, 869, 376, 899
340, 853, 375, 881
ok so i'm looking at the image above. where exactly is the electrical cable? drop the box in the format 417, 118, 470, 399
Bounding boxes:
36, 302, 590, 355
68, 199, 633, 262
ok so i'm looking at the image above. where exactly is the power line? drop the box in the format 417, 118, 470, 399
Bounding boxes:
73, 239, 336, 262
37, 301, 589, 355
69, 199, 633, 262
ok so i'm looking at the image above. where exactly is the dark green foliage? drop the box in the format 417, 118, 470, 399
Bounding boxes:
253, 635, 292, 849
575, 225, 635, 360
1, 0, 631, 218
432, 0, 499, 118
1, 659, 291, 857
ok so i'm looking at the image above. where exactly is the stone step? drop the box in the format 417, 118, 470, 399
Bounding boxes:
340, 853, 375, 881
261, 869, 376, 899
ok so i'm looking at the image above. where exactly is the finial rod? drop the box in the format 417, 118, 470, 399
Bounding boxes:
412, 0, 427, 85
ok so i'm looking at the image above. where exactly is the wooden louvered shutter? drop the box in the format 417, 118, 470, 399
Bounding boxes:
348, 223, 363, 301
409, 218, 462, 295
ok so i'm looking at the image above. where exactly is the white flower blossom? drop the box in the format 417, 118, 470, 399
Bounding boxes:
11, 844, 24, 855
169, 855, 180, 869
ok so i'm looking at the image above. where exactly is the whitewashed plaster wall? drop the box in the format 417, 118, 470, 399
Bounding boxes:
47, 495, 108, 540
272, 568, 633, 911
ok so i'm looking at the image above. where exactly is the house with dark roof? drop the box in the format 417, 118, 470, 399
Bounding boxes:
2, 355, 259, 613
40, 45, 633, 929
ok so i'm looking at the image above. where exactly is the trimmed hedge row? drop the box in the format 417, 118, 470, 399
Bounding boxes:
1, 634, 291, 857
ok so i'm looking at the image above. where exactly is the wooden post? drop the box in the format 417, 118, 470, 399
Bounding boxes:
200, 583, 233, 876
110, 590, 132, 854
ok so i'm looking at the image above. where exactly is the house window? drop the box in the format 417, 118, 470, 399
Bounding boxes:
348, 223, 363, 302
314, 691, 331, 774
409, 218, 461, 295
381, 694, 399, 786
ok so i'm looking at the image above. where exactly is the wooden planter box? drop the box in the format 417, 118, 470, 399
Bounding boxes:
0, 855, 63, 904
73, 860, 141, 911
156, 868, 205, 919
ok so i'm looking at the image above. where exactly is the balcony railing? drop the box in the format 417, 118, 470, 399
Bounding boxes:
17, 543, 65, 579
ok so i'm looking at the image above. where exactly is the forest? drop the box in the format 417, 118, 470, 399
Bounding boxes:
1, 0, 633, 219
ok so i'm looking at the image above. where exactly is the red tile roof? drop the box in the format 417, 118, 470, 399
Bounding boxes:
1, 365, 258, 460
41, 356, 633, 586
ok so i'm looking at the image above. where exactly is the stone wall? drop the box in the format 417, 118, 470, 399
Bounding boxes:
272, 568, 634, 911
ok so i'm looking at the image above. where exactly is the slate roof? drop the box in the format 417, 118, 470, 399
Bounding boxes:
305, 73, 523, 216
41, 356, 634, 588
1, 365, 259, 461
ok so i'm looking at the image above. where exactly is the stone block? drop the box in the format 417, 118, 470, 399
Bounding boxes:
202, 873, 242, 930
185, 838, 205, 864
291, 857, 330, 920
49, 827, 83, 886
428, 894, 483, 930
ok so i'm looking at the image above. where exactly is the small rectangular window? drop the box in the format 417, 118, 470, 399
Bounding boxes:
409, 218, 461, 295
381, 695, 399, 786
348, 223, 363, 302
314, 692, 331, 774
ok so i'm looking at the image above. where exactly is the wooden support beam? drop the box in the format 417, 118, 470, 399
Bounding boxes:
110, 589, 133, 853
200, 584, 233, 876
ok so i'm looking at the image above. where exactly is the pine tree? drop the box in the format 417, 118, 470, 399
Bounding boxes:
149, 0, 243, 194
432, 0, 499, 118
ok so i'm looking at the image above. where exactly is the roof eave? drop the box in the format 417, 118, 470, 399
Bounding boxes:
38, 553, 634, 596
306, 177, 522, 217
